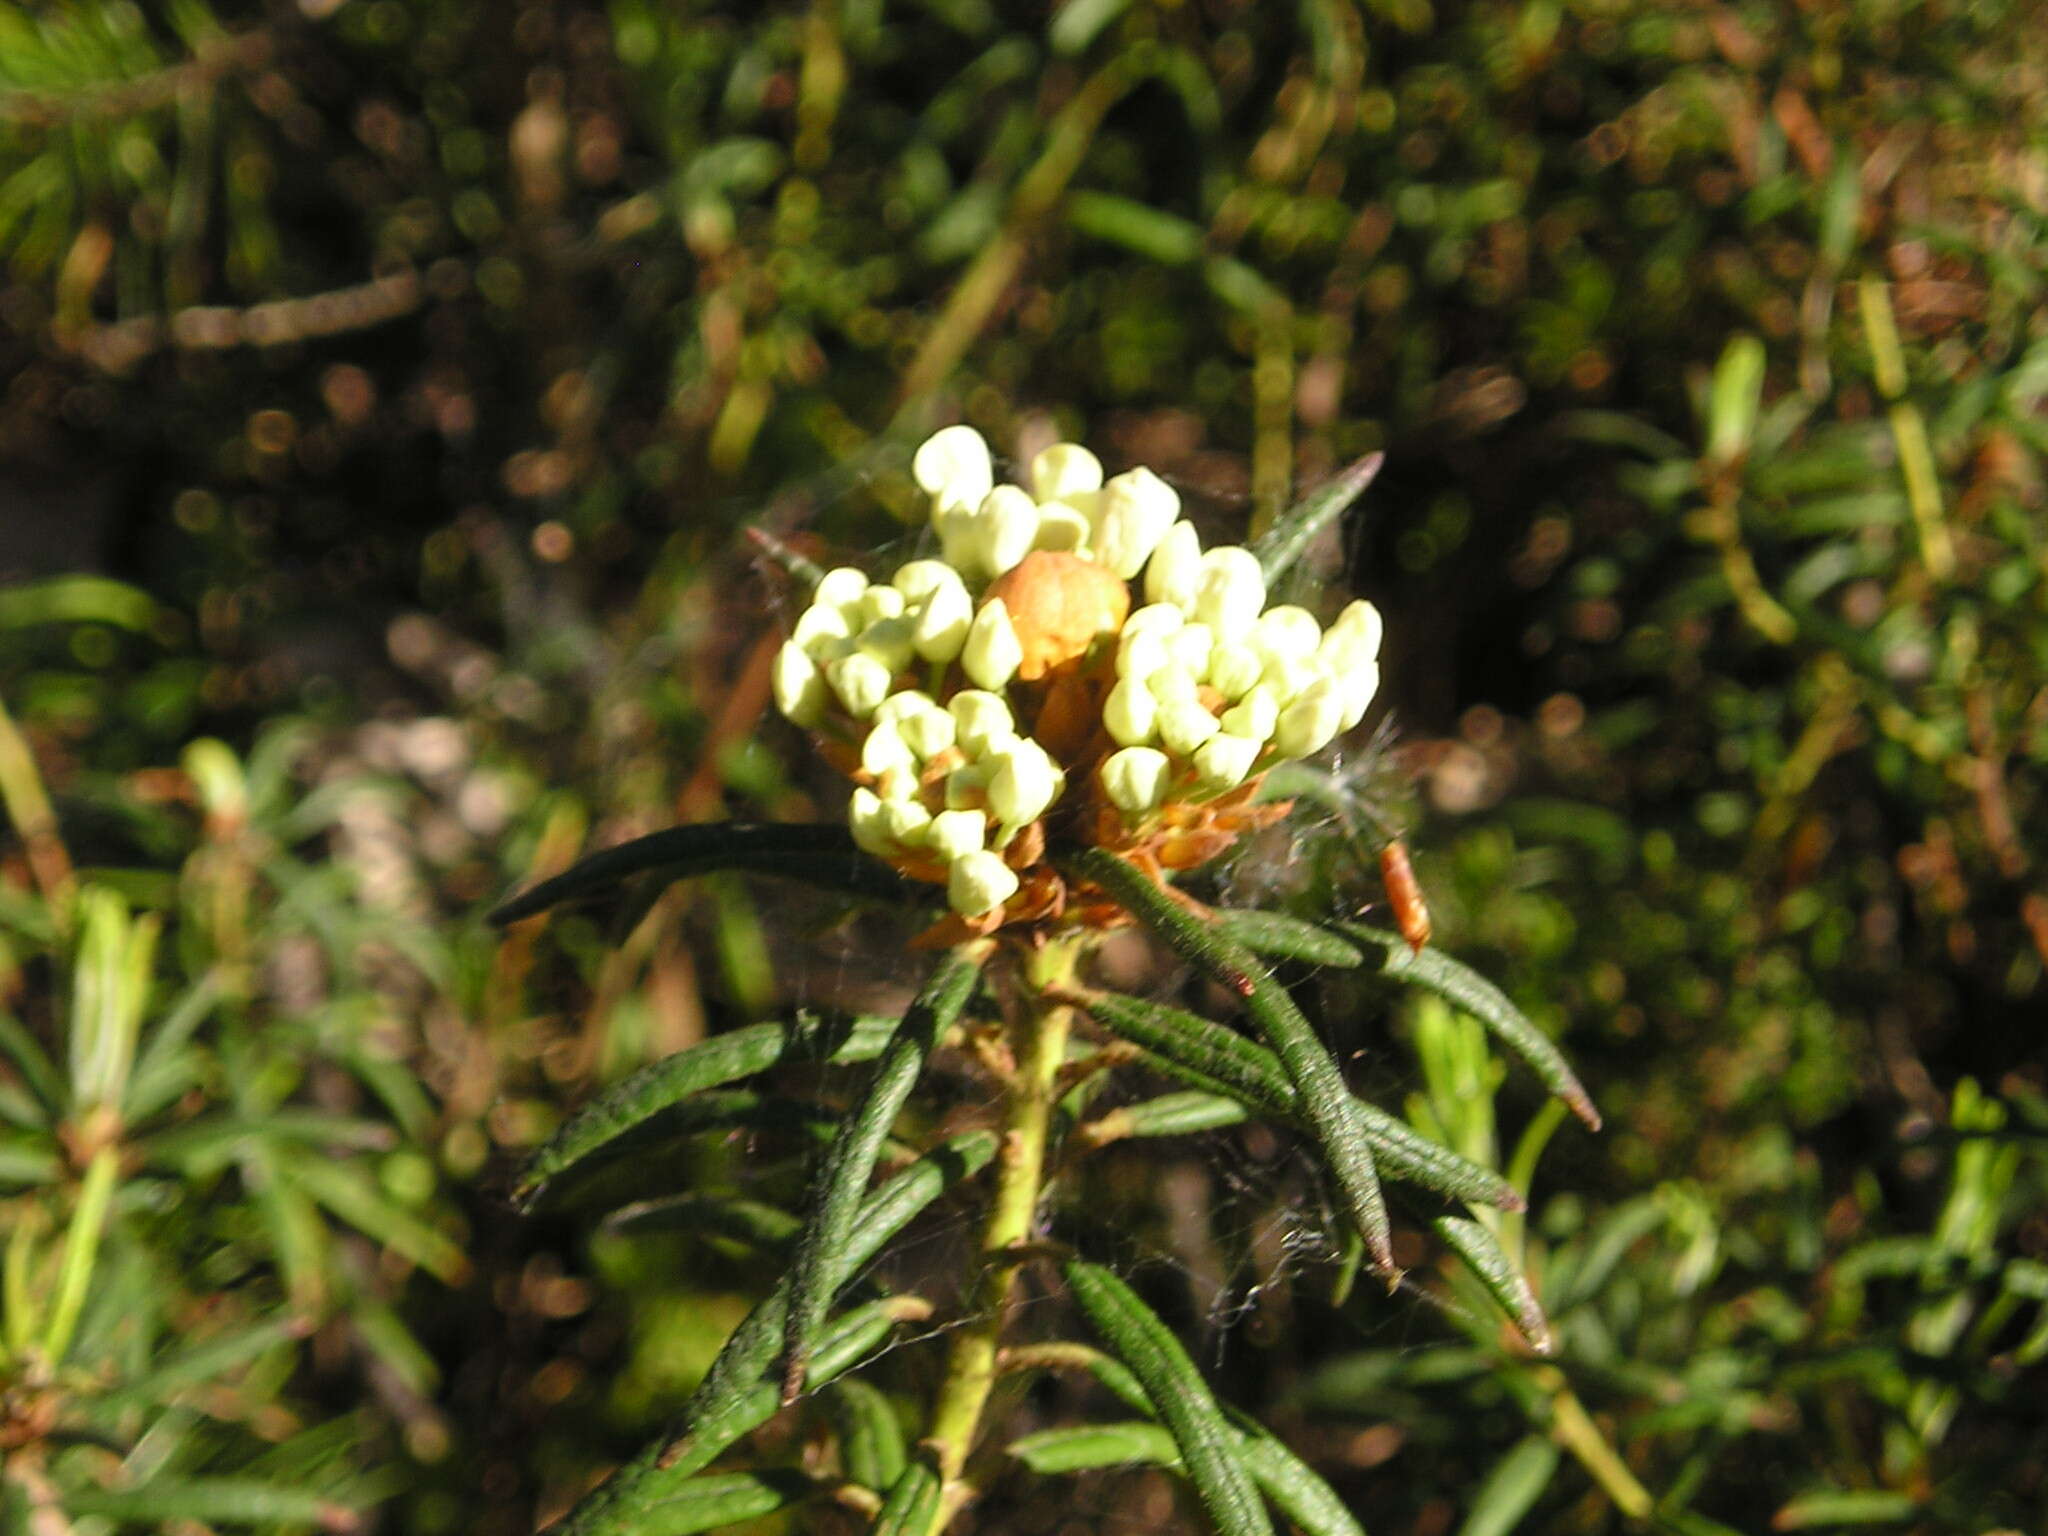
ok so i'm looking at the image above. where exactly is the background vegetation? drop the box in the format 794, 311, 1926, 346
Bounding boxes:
1, 1, 2044, 1532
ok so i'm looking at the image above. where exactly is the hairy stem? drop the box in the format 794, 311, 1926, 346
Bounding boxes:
921, 935, 1085, 1524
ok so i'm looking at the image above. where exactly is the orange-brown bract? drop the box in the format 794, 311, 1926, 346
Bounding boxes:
1381, 839, 1431, 954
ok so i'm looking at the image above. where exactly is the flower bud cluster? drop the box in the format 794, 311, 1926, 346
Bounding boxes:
772, 426, 1384, 924
1097, 549, 1381, 825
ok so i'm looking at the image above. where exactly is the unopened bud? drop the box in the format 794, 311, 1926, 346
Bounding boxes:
1117, 628, 1171, 682
1207, 643, 1264, 701
948, 691, 1015, 756
858, 585, 907, 624
773, 641, 830, 727
848, 787, 892, 855
1191, 546, 1265, 632
935, 503, 983, 572
1336, 658, 1380, 731
1032, 501, 1093, 553
948, 849, 1019, 916
891, 560, 956, 602
815, 566, 870, 609
975, 484, 1041, 576
1143, 519, 1201, 610
1092, 466, 1182, 578
963, 598, 1024, 690
899, 703, 957, 760
1165, 622, 1213, 682
913, 425, 994, 514
1220, 686, 1279, 743
1273, 676, 1345, 759
1101, 747, 1172, 818
827, 653, 895, 718
988, 739, 1060, 826
1103, 676, 1158, 747
1328, 599, 1385, 658
1146, 663, 1198, 703
1192, 731, 1260, 791
1032, 442, 1103, 502
791, 601, 855, 659
1260, 653, 1321, 705
1157, 696, 1222, 757
1252, 605, 1321, 664
912, 576, 972, 662
861, 721, 918, 779
879, 796, 933, 847
927, 808, 987, 862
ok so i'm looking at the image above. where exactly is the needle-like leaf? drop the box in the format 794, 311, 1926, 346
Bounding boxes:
490, 822, 922, 925
1065, 1258, 1274, 1536
779, 945, 987, 1402
1338, 924, 1601, 1130
1250, 451, 1386, 585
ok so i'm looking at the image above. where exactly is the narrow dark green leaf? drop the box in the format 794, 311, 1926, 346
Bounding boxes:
490, 822, 920, 925
552, 1131, 997, 1535
620, 1470, 812, 1535
1771, 1489, 1919, 1529
826, 1376, 907, 1491
1337, 924, 1600, 1130
1008, 1347, 1362, 1536
1546, 1193, 1665, 1311
1456, 1435, 1560, 1536
1089, 1090, 1249, 1143
1070, 987, 1520, 1210
603, 1193, 802, 1249
0, 1009, 63, 1119
1011, 1421, 1181, 1473
515, 1014, 899, 1208
1227, 1421, 1366, 1536
781, 946, 986, 1400
1065, 1259, 1273, 1536
1433, 1216, 1554, 1354
100, 1317, 305, 1408
1250, 452, 1385, 585
1069, 850, 1392, 1272
63, 1479, 357, 1529
870, 1459, 942, 1536
1210, 910, 1365, 969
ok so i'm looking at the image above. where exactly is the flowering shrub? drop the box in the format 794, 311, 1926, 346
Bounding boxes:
773, 428, 1385, 942
494, 440, 1599, 1536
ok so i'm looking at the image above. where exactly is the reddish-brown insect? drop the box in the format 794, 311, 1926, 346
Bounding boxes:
1380, 839, 1431, 954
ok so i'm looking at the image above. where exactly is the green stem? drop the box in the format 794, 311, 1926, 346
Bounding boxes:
921, 935, 1085, 1525
1534, 1365, 1655, 1520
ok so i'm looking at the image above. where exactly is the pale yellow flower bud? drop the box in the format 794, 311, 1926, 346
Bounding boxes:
947, 849, 1018, 916
1116, 628, 1171, 682
1101, 746, 1172, 818
878, 796, 933, 848
976, 484, 1041, 576
912, 576, 972, 663
1146, 663, 1198, 703
1260, 653, 1321, 705
857, 614, 917, 674
848, 786, 892, 855
1157, 696, 1222, 757
1103, 676, 1158, 747
1033, 500, 1093, 554
963, 598, 1023, 690
948, 690, 1015, 756
1192, 732, 1260, 791
861, 721, 918, 779
1207, 643, 1264, 702
988, 739, 1060, 827
1092, 466, 1182, 579
913, 425, 993, 515
791, 601, 854, 660
858, 584, 907, 624
1252, 604, 1321, 664
1191, 545, 1265, 632
773, 640, 830, 727
945, 760, 993, 810
1273, 676, 1345, 759
1032, 442, 1103, 502
927, 808, 987, 862
1336, 658, 1380, 731
1143, 519, 1201, 610
827, 652, 894, 718
1165, 622, 1214, 682
899, 703, 957, 760
1220, 686, 1279, 743
815, 566, 870, 609
891, 560, 956, 602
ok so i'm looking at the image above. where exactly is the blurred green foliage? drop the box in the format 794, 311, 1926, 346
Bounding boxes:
1, 0, 2045, 1530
